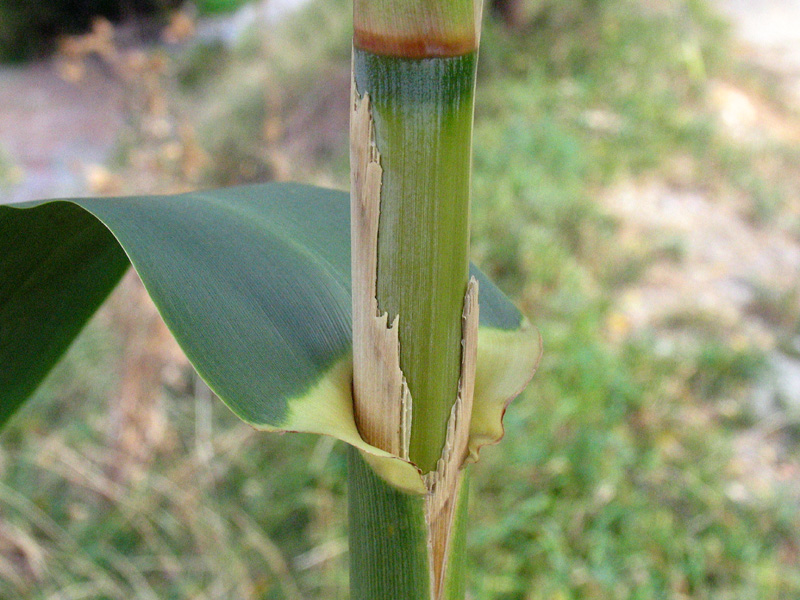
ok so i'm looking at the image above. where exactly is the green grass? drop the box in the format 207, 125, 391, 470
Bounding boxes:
3, 0, 800, 597
472, 330, 792, 598
194, 0, 254, 14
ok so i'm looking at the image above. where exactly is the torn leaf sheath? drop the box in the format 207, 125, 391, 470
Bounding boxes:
424, 278, 479, 599
350, 73, 477, 475
349, 54, 541, 488
350, 78, 411, 461
353, 48, 476, 474
351, 56, 482, 595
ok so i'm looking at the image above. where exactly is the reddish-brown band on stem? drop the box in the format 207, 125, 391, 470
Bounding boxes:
354, 29, 477, 58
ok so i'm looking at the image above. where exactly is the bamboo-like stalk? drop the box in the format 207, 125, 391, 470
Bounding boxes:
356, 48, 477, 472
349, 0, 481, 597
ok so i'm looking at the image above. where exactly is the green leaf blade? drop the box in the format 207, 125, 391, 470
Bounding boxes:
1, 183, 538, 482
74, 184, 353, 427
0, 201, 129, 427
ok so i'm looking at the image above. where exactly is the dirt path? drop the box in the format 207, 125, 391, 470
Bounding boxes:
717, 0, 800, 103
0, 62, 125, 203
715, 0, 800, 71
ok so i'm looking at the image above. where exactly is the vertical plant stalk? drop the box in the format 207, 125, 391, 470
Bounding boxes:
349, 0, 482, 597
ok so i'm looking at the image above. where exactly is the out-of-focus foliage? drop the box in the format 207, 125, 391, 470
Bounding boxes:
0, 0, 181, 62
490, 0, 602, 31
465, 7, 800, 595
0, 0, 252, 62
0, 148, 20, 190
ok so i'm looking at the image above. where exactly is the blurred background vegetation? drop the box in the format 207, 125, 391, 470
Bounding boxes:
1, 0, 800, 598
0, 0, 257, 62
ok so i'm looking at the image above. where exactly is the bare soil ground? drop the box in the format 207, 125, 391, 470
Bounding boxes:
0, 61, 125, 203
716, 0, 800, 92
